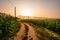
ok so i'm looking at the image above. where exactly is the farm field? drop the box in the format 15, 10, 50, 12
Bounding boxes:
21, 19, 60, 40
0, 13, 60, 40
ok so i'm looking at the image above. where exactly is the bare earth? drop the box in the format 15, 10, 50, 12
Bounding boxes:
14, 23, 27, 40
23, 23, 41, 40
13, 22, 41, 40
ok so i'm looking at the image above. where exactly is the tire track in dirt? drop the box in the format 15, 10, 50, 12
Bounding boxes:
14, 23, 28, 40
23, 22, 41, 40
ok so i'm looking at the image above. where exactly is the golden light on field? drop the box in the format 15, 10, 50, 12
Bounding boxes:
21, 8, 32, 16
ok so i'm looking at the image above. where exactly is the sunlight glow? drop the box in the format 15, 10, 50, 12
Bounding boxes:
21, 8, 32, 16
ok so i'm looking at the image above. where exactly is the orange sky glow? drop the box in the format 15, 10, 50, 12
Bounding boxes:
0, 0, 60, 18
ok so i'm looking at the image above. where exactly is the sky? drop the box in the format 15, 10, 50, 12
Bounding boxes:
0, 0, 60, 18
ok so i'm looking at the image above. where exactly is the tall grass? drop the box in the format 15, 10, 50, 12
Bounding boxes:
21, 19, 60, 34
21, 19, 60, 40
0, 13, 20, 40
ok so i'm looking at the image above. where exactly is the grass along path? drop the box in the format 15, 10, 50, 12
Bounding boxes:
28, 23, 60, 40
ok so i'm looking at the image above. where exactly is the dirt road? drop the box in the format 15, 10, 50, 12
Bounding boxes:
23, 23, 41, 40
14, 23, 28, 40
13, 22, 41, 40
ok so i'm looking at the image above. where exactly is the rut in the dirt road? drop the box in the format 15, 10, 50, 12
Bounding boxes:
23, 23, 41, 40
14, 23, 28, 40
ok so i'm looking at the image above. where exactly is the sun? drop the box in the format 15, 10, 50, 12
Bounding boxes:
21, 8, 31, 16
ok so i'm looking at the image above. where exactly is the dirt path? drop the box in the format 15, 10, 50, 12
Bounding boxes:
12, 22, 41, 40
14, 23, 28, 40
23, 23, 41, 40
